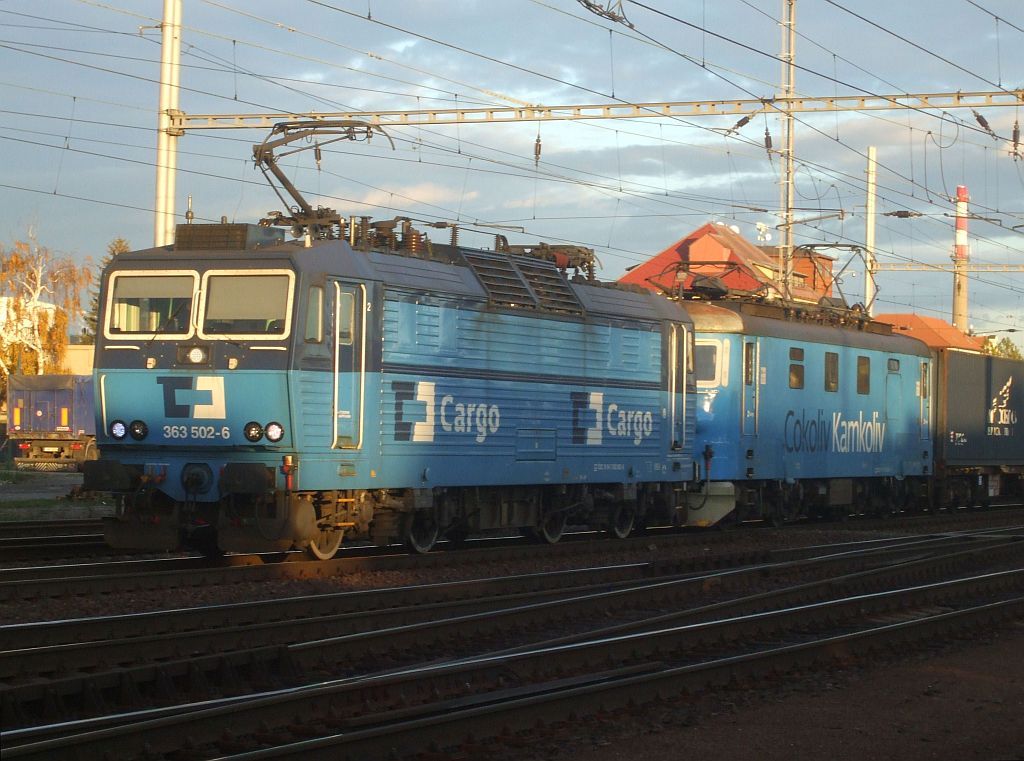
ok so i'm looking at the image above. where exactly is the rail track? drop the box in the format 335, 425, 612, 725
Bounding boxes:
3, 503, 1024, 601
3, 525, 1023, 759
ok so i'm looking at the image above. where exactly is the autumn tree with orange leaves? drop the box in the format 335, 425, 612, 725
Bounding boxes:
0, 234, 92, 388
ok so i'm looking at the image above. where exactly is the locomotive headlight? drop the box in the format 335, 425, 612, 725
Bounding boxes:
243, 421, 264, 442
129, 420, 149, 441
110, 420, 127, 440
187, 346, 207, 364
265, 421, 285, 443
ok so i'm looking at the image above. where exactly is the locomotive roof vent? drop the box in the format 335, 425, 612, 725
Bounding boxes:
174, 223, 286, 251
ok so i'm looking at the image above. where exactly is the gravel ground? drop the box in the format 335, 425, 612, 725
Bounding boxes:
559, 627, 1024, 761
3, 476, 1023, 759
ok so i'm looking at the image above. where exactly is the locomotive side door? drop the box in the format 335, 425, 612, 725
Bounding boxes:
332, 281, 366, 449
742, 338, 760, 437
918, 360, 931, 441
668, 322, 689, 451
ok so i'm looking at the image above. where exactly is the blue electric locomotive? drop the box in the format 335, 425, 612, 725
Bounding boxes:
685, 300, 933, 524
86, 220, 698, 558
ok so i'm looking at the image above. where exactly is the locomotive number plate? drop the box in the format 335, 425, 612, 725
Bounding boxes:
162, 425, 231, 440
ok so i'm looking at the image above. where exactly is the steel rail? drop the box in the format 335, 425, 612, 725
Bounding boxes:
6, 566, 1023, 759
2, 532, 1020, 733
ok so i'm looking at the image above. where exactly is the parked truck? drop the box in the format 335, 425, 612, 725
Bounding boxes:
6, 375, 97, 471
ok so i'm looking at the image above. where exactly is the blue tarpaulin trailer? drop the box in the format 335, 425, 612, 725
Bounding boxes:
7, 375, 97, 471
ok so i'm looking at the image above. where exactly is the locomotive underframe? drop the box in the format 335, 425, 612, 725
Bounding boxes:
101, 476, 696, 558
716, 475, 933, 524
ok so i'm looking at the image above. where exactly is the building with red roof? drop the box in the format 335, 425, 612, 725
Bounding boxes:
617, 222, 834, 304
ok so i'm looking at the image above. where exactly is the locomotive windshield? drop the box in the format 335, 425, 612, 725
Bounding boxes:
106, 272, 196, 336
104, 268, 295, 341
200, 271, 294, 338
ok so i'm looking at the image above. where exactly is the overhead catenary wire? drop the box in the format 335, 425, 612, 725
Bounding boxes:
1, 1, 1023, 334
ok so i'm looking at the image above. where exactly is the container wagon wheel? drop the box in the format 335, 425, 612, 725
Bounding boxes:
607, 504, 635, 540
308, 527, 344, 560
405, 510, 439, 554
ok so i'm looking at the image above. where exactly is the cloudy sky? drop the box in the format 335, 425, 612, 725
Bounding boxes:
2, 0, 1023, 342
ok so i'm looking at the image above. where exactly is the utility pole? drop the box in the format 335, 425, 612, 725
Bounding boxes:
154, 0, 182, 247
952, 185, 970, 331
864, 146, 878, 315
778, 0, 797, 301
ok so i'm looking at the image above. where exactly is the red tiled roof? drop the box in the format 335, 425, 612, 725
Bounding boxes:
874, 313, 985, 351
617, 222, 828, 303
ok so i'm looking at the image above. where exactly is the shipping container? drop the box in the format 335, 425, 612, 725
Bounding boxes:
934, 349, 1024, 503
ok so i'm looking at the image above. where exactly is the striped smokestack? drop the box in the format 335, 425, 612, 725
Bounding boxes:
951, 185, 969, 331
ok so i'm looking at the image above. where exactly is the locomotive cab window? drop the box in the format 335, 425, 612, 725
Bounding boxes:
788, 346, 804, 389
824, 351, 839, 392
105, 271, 198, 338
199, 269, 295, 340
337, 289, 355, 346
857, 356, 871, 395
695, 339, 729, 388
305, 285, 324, 343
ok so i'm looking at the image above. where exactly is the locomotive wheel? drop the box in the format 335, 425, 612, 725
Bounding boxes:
190, 524, 224, 558
405, 510, 439, 554
607, 504, 635, 539
534, 511, 567, 544
308, 527, 344, 560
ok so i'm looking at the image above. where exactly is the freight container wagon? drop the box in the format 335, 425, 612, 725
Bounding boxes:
933, 349, 1024, 505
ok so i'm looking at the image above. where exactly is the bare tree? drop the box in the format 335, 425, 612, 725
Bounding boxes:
0, 231, 93, 381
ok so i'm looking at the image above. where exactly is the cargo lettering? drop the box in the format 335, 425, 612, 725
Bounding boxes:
783, 409, 829, 453
607, 403, 654, 446
783, 409, 886, 454
440, 395, 500, 443
392, 381, 499, 444
831, 411, 886, 454
571, 391, 654, 446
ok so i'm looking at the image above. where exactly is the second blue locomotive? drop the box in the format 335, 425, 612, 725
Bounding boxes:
686, 300, 933, 525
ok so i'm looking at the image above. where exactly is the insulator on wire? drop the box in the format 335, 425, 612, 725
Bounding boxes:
764, 128, 773, 155
1012, 120, 1021, 159
534, 135, 542, 167
314, 144, 322, 170
729, 115, 751, 134
973, 109, 997, 140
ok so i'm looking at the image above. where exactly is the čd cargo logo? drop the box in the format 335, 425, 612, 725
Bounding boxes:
987, 377, 1017, 437
571, 391, 654, 446
784, 409, 887, 454
392, 381, 500, 444
157, 376, 226, 419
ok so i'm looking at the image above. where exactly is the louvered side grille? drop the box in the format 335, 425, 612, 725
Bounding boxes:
462, 250, 584, 315
463, 252, 536, 308
513, 257, 583, 315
